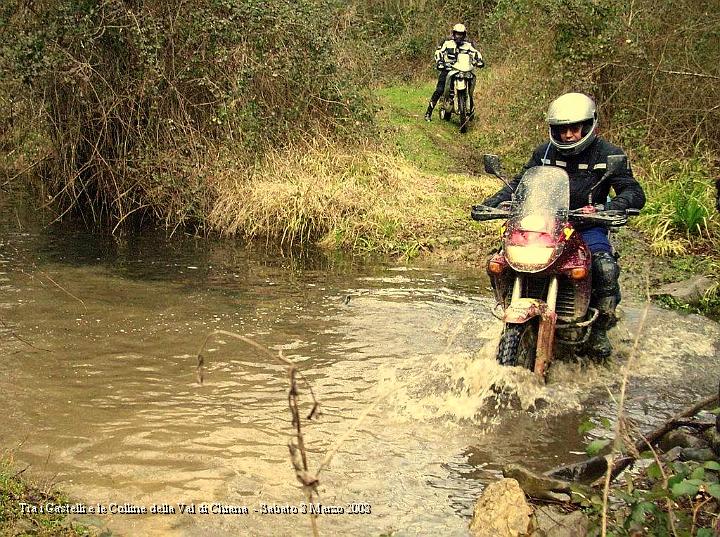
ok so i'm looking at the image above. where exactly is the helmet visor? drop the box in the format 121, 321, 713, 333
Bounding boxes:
550, 119, 594, 150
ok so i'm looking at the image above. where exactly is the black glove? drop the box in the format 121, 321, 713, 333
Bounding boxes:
606, 198, 628, 212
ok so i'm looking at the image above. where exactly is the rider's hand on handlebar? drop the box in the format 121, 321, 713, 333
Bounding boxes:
579, 204, 605, 214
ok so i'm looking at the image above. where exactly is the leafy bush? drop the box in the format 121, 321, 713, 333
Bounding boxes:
585, 459, 720, 536
577, 417, 720, 536
635, 154, 718, 247
0, 0, 374, 230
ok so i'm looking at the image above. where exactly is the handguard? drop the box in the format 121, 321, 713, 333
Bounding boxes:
568, 209, 634, 228
471, 205, 511, 222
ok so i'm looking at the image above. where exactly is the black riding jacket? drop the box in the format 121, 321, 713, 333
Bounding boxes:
483, 137, 646, 212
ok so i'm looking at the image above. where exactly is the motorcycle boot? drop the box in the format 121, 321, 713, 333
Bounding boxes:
424, 101, 435, 122
584, 251, 621, 362
586, 296, 617, 362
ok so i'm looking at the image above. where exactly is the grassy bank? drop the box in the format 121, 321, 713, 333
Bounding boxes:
205, 81, 500, 260
0, 455, 99, 536
201, 64, 560, 261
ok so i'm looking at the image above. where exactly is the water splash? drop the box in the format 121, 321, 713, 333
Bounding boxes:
375, 302, 720, 430
376, 344, 590, 429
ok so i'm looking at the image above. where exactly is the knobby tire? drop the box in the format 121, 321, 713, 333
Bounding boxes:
497, 321, 538, 371
458, 89, 468, 133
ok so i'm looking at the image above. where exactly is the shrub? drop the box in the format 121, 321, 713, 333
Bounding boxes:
0, 0, 374, 230
635, 154, 719, 248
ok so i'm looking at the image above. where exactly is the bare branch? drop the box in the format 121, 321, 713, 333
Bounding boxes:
601, 275, 652, 537
605, 61, 720, 81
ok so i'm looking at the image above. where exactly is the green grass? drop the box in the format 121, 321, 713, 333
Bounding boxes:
374, 74, 521, 178
375, 82, 457, 175
609, 147, 720, 315
0, 456, 100, 536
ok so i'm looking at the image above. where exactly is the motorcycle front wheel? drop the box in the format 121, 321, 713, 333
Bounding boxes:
497, 321, 538, 371
458, 90, 468, 133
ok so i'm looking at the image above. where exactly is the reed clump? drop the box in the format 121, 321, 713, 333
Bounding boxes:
209, 138, 493, 256
634, 152, 719, 256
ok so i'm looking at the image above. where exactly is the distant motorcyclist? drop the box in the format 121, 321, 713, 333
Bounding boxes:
424, 23, 484, 122
482, 92, 646, 360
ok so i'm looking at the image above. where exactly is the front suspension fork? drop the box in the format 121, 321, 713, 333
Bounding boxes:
508, 275, 558, 379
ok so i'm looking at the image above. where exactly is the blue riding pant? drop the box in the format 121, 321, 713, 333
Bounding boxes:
580, 226, 613, 255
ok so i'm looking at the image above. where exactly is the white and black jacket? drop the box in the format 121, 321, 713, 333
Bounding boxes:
434, 39, 484, 70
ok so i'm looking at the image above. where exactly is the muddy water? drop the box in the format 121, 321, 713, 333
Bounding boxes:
1, 193, 719, 536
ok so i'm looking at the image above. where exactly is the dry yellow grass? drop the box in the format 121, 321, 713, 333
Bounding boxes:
208, 137, 496, 257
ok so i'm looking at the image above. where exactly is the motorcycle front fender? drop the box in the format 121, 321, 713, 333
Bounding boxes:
502, 298, 557, 379
503, 298, 544, 323
455, 79, 467, 91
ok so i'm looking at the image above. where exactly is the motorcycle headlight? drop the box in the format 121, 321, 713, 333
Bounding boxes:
506, 245, 555, 267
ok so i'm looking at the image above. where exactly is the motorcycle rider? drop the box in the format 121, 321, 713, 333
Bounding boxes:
424, 23, 484, 122
482, 92, 646, 360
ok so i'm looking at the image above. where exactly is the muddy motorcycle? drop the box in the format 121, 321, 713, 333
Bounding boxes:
471, 154, 637, 380
438, 52, 476, 133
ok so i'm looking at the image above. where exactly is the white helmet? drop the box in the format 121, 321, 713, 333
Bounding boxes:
452, 23, 467, 42
546, 92, 598, 156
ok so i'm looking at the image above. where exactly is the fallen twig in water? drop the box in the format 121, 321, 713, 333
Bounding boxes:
196, 330, 320, 536
0, 317, 51, 353
195, 330, 424, 537
16, 266, 87, 311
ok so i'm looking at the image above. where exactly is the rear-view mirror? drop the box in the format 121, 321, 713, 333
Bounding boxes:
606, 154, 627, 175
483, 154, 502, 176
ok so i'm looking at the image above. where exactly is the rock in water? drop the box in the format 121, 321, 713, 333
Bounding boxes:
530, 506, 589, 537
650, 275, 715, 305
503, 463, 573, 502
680, 447, 718, 462
545, 455, 609, 484
469, 478, 532, 537
658, 429, 710, 452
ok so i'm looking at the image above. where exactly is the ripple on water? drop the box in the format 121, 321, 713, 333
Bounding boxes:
0, 222, 718, 537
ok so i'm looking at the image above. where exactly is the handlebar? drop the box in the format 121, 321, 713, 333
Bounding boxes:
471, 204, 640, 227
